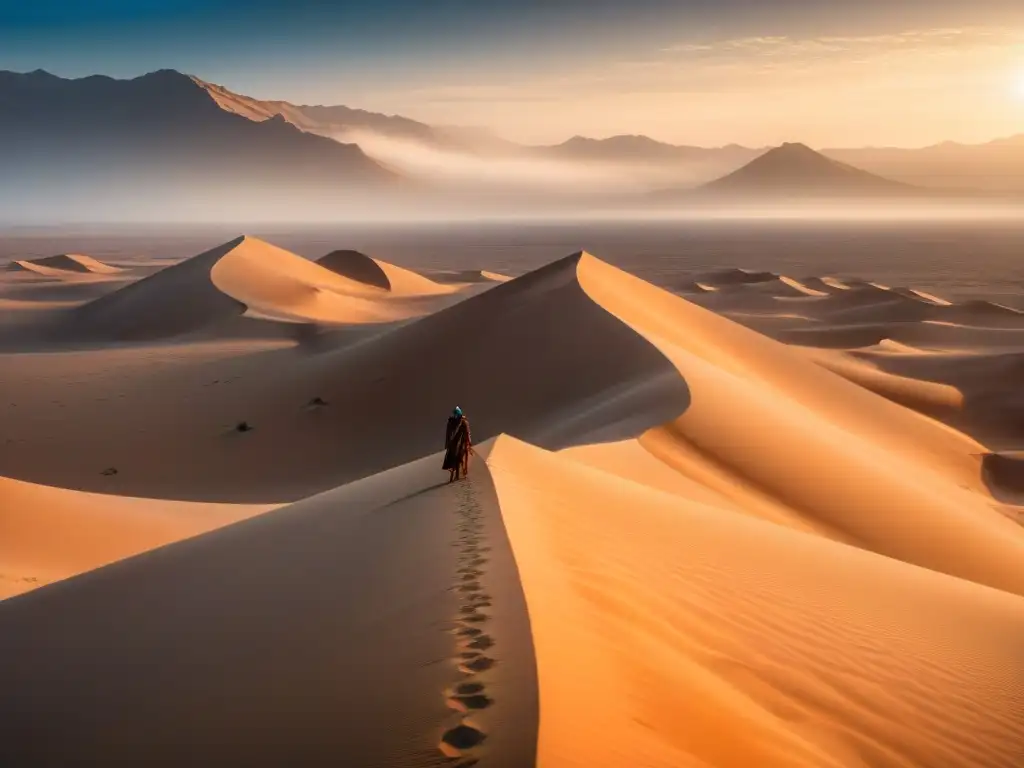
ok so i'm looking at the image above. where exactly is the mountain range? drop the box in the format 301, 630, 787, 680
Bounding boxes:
0, 69, 401, 221
112, 71, 1024, 192
1, 67, 1018, 221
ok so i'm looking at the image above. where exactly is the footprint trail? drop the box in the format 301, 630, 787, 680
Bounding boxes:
439, 480, 496, 764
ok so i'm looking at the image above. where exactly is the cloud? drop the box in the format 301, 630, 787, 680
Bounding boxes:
408, 25, 1024, 106
660, 27, 1024, 60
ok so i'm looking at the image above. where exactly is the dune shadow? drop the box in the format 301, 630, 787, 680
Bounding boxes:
982, 453, 1024, 507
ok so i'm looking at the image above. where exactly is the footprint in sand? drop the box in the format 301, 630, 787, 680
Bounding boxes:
448, 692, 493, 712
466, 634, 494, 651
460, 655, 495, 673
440, 723, 486, 756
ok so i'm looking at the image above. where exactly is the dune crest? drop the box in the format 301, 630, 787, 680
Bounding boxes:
0, 475, 273, 599
7, 253, 122, 277
315, 249, 453, 295
430, 268, 513, 285
483, 434, 1024, 768
2, 243, 1024, 766
572, 252, 1024, 595
63, 235, 459, 341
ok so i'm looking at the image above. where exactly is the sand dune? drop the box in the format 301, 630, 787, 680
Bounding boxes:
316, 249, 454, 295
795, 275, 848, 293
6, 253, 122, 276
681, 270, 1024, 359
696, 267, 777, 287
888, 286, 951, 305
0, 474, 273, 599
778, 321, 1024, 351
431, 268, 513, 285
574, 253, 1024, 595
844, 347, 1024, 447
2, 246, 1023, 766
53, 235, 464, 342
485, 435, 1024, 768
0, 253, 690, 501
0, 452, 538, 767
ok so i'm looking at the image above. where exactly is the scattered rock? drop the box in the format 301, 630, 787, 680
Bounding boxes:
235, 421, 253, 433
100, 467, 118, 476
308, 396, 329, 407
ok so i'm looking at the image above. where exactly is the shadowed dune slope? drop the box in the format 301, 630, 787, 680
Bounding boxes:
7, 253, 122, 276
316, 249, 452, 295
573, 254, 1024, 596
484, 435, 1024, 768
0, 253, 691, 501
56, 236, 447, 341
0, 453, 538, 768
64, 238, 248, 341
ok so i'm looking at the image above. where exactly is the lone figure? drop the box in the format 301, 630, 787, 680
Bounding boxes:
443, 406, 472, 482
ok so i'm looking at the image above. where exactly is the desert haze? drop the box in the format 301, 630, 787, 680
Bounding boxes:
4, 69, 1024, 223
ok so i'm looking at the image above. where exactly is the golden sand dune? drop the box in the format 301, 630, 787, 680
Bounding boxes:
56, 235, 464, 342
684, 272, 1024, 358
0, 474, 273, 599
796, 345, 964, 414
0, 253, 690, 500
485, 435, 1024, 768
316, 249, 455, 295
888, 286, 952, 305
6, 253, 123, 276
797, 275, 850, 293
1, 248, 1023, 766
0, 452, 539, 766
575, 254, 1024, 595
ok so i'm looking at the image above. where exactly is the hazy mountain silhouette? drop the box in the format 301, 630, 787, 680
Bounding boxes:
538, 134, 761, 165
692, 143, 916, 198
826, 136, 1024, 192
535, 133, 1024, 193
0, 69, 399, 220
196, 77, 513, 151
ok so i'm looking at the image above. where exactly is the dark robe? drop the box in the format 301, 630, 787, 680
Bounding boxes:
443, 415, 471, 471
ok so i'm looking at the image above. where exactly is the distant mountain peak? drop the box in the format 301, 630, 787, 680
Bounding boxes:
697, 141, 912, 197
0, 67, 398, 218
135, 68, 192, 81
777, 141, 814, 152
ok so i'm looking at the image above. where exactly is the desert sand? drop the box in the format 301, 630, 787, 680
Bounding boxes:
1, 237, 1023, 766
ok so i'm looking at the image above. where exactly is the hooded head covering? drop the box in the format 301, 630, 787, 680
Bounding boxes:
453, 406, 463, 417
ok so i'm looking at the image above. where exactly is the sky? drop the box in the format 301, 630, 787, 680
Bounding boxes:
2, 0, 1024, 147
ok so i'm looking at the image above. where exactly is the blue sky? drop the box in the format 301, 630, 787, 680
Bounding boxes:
3, 1, 1024, 145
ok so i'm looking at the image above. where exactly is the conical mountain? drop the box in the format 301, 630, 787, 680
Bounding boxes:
699, 142, 914, 196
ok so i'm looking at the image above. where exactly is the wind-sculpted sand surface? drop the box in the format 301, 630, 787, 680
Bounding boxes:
1, 237, 1022, 766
